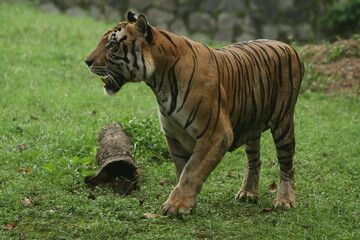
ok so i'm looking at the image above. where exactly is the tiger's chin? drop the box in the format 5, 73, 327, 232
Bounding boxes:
101, 75, 125, 95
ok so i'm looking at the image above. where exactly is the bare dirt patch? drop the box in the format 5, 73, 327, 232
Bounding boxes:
300, 38, 360, 97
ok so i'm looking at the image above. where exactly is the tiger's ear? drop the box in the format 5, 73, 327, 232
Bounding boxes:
135, 15, 153, 44
126, 11, 137, 23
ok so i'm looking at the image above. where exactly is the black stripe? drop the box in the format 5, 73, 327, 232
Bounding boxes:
160, 44, 167, 54
276, 142, 294, 151
159, 31, 177, 48
247, 135, 261, 142
247, 160, 261, 170
290, 46, 304, 79
197, 109, 212, 139
182, 37, 196, 56
273, 119, 292, 144
267, 60, 279, 122
185, 99, 202, 128
271, 100, 286, 131
131, 40, 138, 69
253, 43, 272, 106
278, 155, 293, 161
157, 60, 168, 93
119, 35, 127, 42
264, 43, 283, 87
251, 88, 257, 121
167, 57, 180, 115
172, 153, 190, 160
247, 44, 266, 116
151, 73, 157, 89
233, 54, 250, 135
225, 49, 242, 113
122, 44, 130, 63
112, 45, 130, 64
202, 43, 216, 61
210, 51, 222, 137
246, 149, 259, 155
159, 109, 167, 115
141, 52, 146, 77
177, 55, 196, 112
169, 47, 177, 56
164, 134, 181, 144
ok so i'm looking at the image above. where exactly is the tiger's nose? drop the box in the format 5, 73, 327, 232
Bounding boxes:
85, 59, 94, 67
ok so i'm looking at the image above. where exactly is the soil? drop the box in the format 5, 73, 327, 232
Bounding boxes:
300, 38, 360, 97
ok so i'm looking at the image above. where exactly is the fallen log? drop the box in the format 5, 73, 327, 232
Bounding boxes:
85, 122, 138, 194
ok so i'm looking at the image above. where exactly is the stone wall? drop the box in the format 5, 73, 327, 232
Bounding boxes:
37, 0, 329, 43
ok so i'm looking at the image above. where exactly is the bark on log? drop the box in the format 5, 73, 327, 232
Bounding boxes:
85, 122, 138, 194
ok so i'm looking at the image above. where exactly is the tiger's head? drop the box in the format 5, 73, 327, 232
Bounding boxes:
85, 11, 155, 95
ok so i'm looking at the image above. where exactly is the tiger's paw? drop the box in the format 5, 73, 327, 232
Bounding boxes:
273, 180, 295, 209
273, 198, 295, 209
160, 187, 196, 216
235, 190, 258, 203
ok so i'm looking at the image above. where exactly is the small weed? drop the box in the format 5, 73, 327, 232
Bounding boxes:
322, 44, 347, 63
123, 117, 170, 162
300, 62, 335, 93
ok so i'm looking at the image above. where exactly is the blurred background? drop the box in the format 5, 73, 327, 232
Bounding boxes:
29, 0, 359, 43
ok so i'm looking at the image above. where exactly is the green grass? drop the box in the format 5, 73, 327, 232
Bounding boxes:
1, 2, 359, 239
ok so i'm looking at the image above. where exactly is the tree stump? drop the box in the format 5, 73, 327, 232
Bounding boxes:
85, 122, 139, 194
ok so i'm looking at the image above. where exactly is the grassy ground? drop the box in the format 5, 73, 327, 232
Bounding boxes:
1, 2, 359, 239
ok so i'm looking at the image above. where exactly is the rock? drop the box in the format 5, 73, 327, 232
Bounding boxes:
65, 6, 86, 18
108, 0, 127, 9
283, 8, 307, 24
295, 23, 312, 41
263, 24, 279, 40
169, 19, 189, 36
177, 2, 197, 15
147, 8, 174, 29
177, 0, 190, 4
90, 5, 102, 20
188, 12, 216, 33
218, 12, 239, 30
152, 0, 176, 11
214, 28, 233, 43
296, 0, 315, 9
104, 4, 121, 23
191, 32, 211, 43
56, 0, 82, 10
199, 0, 221, 12
239, 15, 258, 35
278, 24, 295, 38
278, 0, 294, 10
40, 2, 61, 15
248, 13, 263, 33
129, 0, 149, 12
278, 24, 295, 40
218, 0, 245, 12
236, 32, 256, 42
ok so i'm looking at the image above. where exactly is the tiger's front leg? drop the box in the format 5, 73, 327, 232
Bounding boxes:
164, 136, 192, 181
161, 130, 233, 216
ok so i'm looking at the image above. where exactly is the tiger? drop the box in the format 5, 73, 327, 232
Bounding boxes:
85, 11, 305, 216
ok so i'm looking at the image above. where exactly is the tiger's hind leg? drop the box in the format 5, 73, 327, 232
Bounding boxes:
271, 116, 296, 208
235, 135, 261, 203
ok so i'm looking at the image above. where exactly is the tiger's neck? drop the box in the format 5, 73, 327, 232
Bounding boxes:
145, 28, 207, 115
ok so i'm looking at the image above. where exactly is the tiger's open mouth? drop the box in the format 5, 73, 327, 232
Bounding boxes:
100, 74, 125, 95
